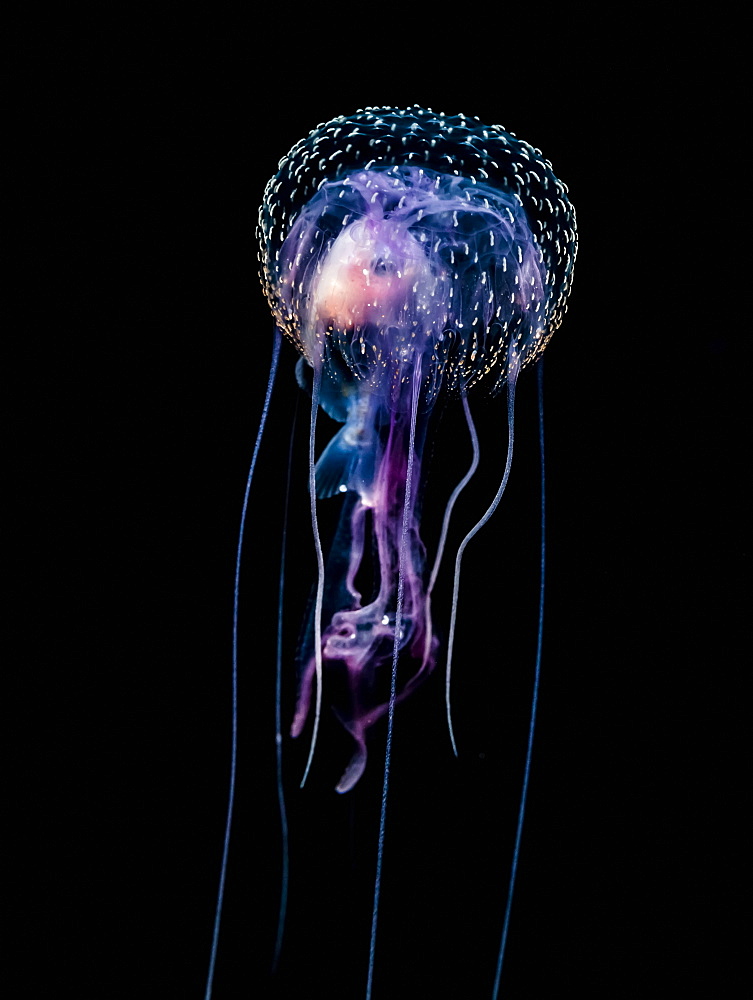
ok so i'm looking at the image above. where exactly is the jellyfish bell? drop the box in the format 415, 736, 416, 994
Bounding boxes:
261, 117, 576, 384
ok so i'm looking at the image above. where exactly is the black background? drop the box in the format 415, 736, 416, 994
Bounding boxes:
15, 17, 746, 1000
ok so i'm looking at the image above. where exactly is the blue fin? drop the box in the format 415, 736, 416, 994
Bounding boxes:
315, 429, 357, 499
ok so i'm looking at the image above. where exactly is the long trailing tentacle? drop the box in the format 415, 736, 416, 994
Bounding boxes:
366, 360, 423, 1000
300, 365, 325, 788
422, 394, 480, 670
445, 363, 519, 756
492, 359, 546, 997
272, 392, 299, 972
204, 329, 281, 1000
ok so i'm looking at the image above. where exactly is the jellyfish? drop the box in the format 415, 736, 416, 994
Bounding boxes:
205, 107, 576, 999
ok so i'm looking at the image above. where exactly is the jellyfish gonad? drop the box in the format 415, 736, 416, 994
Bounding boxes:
257, 108, 577, 793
